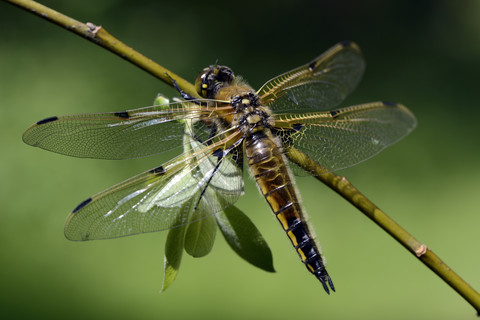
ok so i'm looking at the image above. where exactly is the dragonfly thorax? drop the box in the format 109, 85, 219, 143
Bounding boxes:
197, 65, 274, 135
230, 92, 273, 134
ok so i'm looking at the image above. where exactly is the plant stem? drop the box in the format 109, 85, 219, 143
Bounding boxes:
286, 147, 480, 315
3, 0, 200, 99
4, 0, 480, 314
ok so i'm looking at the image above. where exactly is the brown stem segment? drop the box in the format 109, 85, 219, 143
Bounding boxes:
286, 146, 480, 315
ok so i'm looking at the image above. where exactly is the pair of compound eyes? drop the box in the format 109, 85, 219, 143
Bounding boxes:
195, 66, 235, 98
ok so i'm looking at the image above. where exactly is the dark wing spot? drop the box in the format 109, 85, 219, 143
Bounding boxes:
308, 61, 316, 71
212, 148, 224, 159
382, 101, 397, 107
339, 40, 352, 47
292, 123, 303, 132
330, 110, 339, 118
114, 111, 130, 118
72, 197, 92, 213
36, 116, 58, 125
149, 165, 165, 175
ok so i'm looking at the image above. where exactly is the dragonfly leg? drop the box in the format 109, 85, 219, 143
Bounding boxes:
165, 72, 198, 101
194, 140, 243, 210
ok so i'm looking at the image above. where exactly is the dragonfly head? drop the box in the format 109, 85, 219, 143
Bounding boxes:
195, 66, 235, 99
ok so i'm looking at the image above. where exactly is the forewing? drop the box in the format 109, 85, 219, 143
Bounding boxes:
64, 130, 244, 241
257, 41, 365, 113
273, 102, 417, 175
22, 100, 232, 159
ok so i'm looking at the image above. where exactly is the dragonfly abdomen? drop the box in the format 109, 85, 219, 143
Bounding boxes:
245, 130, 335, 293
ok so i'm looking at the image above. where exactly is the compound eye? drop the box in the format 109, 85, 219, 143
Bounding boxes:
194, 66, 235, 99
195, 67, 211, 98
215, 66, 235, 84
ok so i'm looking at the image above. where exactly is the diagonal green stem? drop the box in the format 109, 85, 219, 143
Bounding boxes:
286, 147, 480, 315
3, 0, 200, 99
4, 0, 480, 314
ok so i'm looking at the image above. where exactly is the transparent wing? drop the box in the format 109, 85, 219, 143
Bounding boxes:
273, 101, 417, 175
257, 41, 365, 113
22, 99, 233, 159
64, 129, 244, 241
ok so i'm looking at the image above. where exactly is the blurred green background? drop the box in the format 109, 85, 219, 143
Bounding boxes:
1, 0, 479, 319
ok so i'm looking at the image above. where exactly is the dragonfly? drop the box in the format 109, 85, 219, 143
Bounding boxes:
22, 41, 416, 294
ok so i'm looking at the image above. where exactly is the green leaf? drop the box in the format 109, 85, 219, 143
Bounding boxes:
216, 205, 275, 273
161, 224, 187, 293
184, 214, 217, 257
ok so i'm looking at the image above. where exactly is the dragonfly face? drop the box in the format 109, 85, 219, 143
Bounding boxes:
195, 65, 235, 99
22, 41, 416, 294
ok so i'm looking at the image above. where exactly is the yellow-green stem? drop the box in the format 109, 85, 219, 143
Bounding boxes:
286, 147, 480, 315
3, 0, 200, 99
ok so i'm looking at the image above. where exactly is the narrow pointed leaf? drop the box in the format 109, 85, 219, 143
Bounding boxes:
161, 224, 187, 293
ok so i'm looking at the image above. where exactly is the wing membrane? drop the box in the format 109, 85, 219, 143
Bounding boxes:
273, 101, 417, 175
65, 129, 244, 241
23, 100, 233, 159
257, 41, 365, 113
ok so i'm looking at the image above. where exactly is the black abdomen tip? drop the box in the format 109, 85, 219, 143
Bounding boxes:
318, 272, 335, 294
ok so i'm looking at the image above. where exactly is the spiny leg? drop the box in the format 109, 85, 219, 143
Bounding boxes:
194, 141, 243, 210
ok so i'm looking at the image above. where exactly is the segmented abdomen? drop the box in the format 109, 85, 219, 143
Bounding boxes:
245, 129, 334, 293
